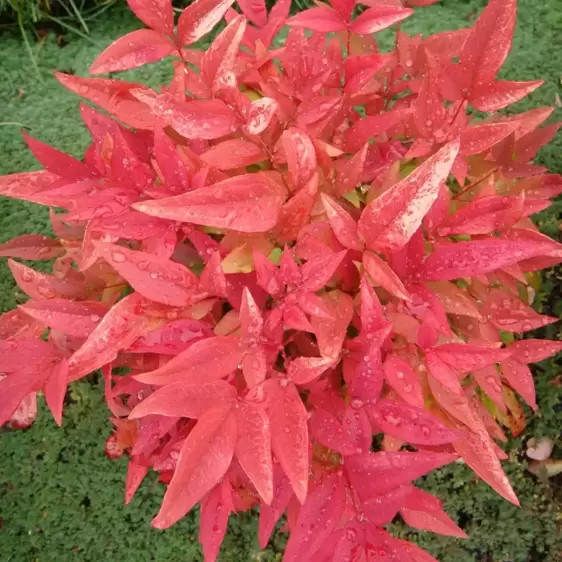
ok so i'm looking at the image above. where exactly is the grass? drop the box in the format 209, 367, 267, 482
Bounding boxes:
0, 1, 561, 560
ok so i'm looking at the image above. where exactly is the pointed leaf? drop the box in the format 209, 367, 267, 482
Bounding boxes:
345, 451, 458, 498
363, 250, 411, 301
287, 7, 347, 33
384, 356, 424, 408
267, 381, 309, 503
127, 0, 174, 35
152, 407, 236, 528
199, 480, 232, 562
370, 399, 457, 446
130, 380, 237, 419
95, 243, 199, 307
235, 401, 273, 504
135, 336, 242, 385
0, 235, 63, 260
43, 358, 68, 426
177, 0, 236, 46
200, 139, 265, 170
321, 194, 362, 250
134, 174, 285, 232
359, 141, 459, 252
19, 299, 109, 338
350, 5, 413, 34
501, 358, 536, 410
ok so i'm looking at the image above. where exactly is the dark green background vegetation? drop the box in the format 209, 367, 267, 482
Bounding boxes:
1, 1, 561, 560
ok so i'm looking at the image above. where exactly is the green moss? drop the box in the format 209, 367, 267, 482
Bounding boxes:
0, 1, 561, 560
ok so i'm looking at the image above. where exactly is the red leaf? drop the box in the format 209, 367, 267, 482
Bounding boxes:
363, 251, 411, 301
470, 79, 544, 112
67, 293, 152, 382
0, 235, 63, 260
133, 89, 240, 139
300, 251, 347, 292
0, 371, 45, 426
135, 336, 242, 385
421, 239, 553, 281
344, 109, 405, 153
134, 174, 285, 233
267, 380, 309, 503
90, 30, 176, 74
19, 299, 108, 338
128, 319, 212, 355
359, 141, 459, 252
452, 426, 519, 506
458, 0, 516, 89
345, 451, 458, 499
130, 380, 237, 419
509, 339, 562, 364
8, 260, 89, 301
431, 343, 511, 374
152, 407, 236, 528
311, 290, 353, 360
235, 401, 273, 504
473, 365, 507, 413
350, 5, 413, 35
236, 0, 267, 26
0, 338, 61, 373
125, 460, 149, 505
369, 399, 457, 446
95, 243, 199, 307
383, 356, 424, 408
282, 128, 317, 191
243, 98, 280, 136
177, 0, 236, 46
321, 194, 362, 251
55, 73, 156, 130
287, 7, 346, 33
283, 473, 346, 562
482, 291, 557, 333
460, 122, 517, 155
501, 358, 536, 410
200, 139, 265, 170
309, 409, 358, 456
127, 0, 174, 35
43, 358, 68, 426
401, 490, 468, 538
22, 132, 94, 181
288, 356, 334, 386
258, 468, 294, 548
347, 343, 385, 402
199, 480, 232, 562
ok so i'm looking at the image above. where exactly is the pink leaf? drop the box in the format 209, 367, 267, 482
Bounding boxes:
288, 356, 334, 386
131, 89, 240, 139
431, 343, 511, 374
300, 251, 347, 292
283, 473, 346, 562
199, 480, 232, 562
19, 299, 109, 338
452, 426, 519, 505
383, 356, 424, 408
369, 399, 457, 445
309, 409, 359, 456
460, 122, 517, 155
501, 358, 536, 410
470, 79, 544, 112
347, 343, 385, 402
0, 372, 45, 426
243, 98, 280, 136
152, 407, 236, 528
67, 293, 152, 382
125, 460, 149, 504
458, 0, 516, 89
127, 0, 174, 35
363, 251, 411, 301
200, 139, 265, 170
345, 451, 458, 499
22, 132, 94, 181
258, 468, 294, 548
0, 235, 64, 260
135, 336, 242, 385
129, 380, 237, 419
134, 173, 286, 233
128, 319, 212, 355
421, 239, 553, 281
267, 380, 309, 503
311, 290, 353, 359
177, 0, 236, 46
95, 243, 200, 307
359, 141, 459, 252
90, 30, 176, 74
350, 5, 413, 35
235, 401, 273, 504
236, 0, 267, 26
508, 339, 562, 364
321, 194, 362, 251
43, 358, 68, 426
287, 7, 347, 33
282, 128, 317, 191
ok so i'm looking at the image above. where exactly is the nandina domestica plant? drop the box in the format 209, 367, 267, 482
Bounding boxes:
1, 0, 561, 559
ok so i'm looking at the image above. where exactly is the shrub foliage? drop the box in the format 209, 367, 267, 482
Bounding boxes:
0, 0, 561, 560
